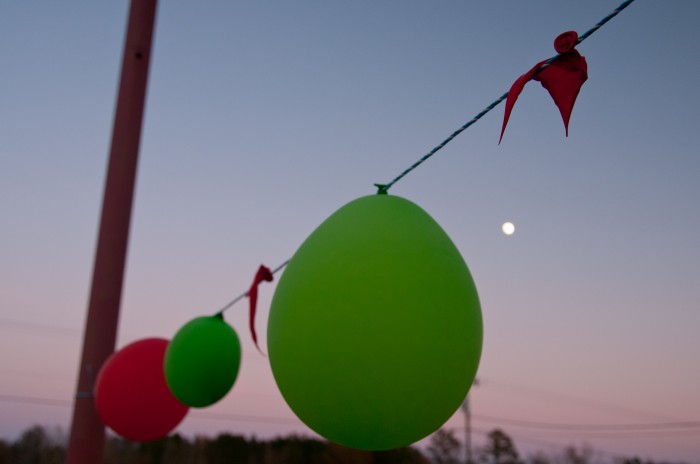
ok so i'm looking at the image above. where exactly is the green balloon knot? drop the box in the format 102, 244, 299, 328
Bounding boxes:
374, 184, 389, 195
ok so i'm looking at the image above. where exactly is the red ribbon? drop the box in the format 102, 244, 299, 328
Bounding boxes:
500, 31, 588, 143
248, 265, 274, 354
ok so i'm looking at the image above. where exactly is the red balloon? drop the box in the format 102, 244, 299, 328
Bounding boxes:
94, 338, 188, 442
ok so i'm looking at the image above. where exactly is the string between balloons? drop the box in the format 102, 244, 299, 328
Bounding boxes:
375, 0, 635, 195
214, 0, 637, 317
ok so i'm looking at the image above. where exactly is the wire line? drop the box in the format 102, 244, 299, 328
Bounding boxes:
473, 413, 700, 432
0, 392, 301, 426
216, 260, 289, 315
202, 1, 641, 317
376, 0, 636, 194
0, 393, 72, 408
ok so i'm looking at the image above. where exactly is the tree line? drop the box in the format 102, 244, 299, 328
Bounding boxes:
0, 425, 687, 464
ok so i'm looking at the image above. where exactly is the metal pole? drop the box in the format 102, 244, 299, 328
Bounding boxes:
462, 378, 479, 464
462, 397, 472, 464
66, 1, 157, 462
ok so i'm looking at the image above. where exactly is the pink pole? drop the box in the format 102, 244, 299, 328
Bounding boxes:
66, 1, 157, 462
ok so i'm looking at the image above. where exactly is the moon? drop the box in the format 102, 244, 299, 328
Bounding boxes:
502, 222, 515, 236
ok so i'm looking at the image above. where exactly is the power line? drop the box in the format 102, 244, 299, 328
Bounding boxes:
565, 428, 700, 440
0, 317, 78, 337
0, 392, 301, 427
6, 389, 697, 434
189, 411, 300, 426
4, 390, 695, 461
448, 425, 628, 460
457, 425, 700, 464
472, 413, 700, 432
0, 393, 71, 408
462, 426, 699, 464
480, 377, 681, 423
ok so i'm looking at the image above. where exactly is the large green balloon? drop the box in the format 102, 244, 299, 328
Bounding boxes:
268, 194, 482, 450
164, 315, 241, 408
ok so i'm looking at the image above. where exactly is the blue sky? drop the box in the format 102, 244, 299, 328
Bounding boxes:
1, 1, 699, 461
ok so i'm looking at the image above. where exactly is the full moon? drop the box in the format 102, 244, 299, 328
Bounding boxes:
502, 222, 515, 236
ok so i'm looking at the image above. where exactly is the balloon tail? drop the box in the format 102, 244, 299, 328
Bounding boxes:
248, 265, 274, 355
500, 31, 587, 142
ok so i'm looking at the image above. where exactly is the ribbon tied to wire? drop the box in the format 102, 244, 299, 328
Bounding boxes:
248, 265, 274, 354
500, 31, 588, 143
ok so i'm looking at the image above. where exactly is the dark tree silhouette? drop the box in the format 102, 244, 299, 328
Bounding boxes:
374, 445, 430, 464
560, 445, 594, 464
267, 435, 333, 464
0, 438, 9, 464
8, 425, 65, 464
480, 429, 521, 464
2, 424, 689, 464
205, 433, 260, 464
428, 428, 461, 464
528, 451, 552, 464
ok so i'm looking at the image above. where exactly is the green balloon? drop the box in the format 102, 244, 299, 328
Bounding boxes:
268, 194, 482, 450
164, 315, 241, 408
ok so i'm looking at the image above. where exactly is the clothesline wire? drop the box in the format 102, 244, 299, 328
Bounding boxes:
219, 0, 636, 315
375, 0, 635, 194
216, 260, 289, 315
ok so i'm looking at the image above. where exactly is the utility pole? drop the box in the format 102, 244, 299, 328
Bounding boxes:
65, 1, 158, 462
461, 378, 479, 464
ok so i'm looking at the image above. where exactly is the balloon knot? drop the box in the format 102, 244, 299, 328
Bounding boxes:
554, 31, 579, 54
374, 184, 389, 195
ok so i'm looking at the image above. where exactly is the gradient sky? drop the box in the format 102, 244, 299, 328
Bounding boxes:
1, 1, 699, 462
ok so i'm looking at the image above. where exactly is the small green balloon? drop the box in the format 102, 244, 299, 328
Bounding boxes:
164, 316, 241, 408
268, 194, 482, 450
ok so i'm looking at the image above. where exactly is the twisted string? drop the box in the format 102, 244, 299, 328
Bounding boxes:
218, 0, 637, 314
376, 0, 636, 194
576, 0, 635, 44
217, 260, 289, 315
